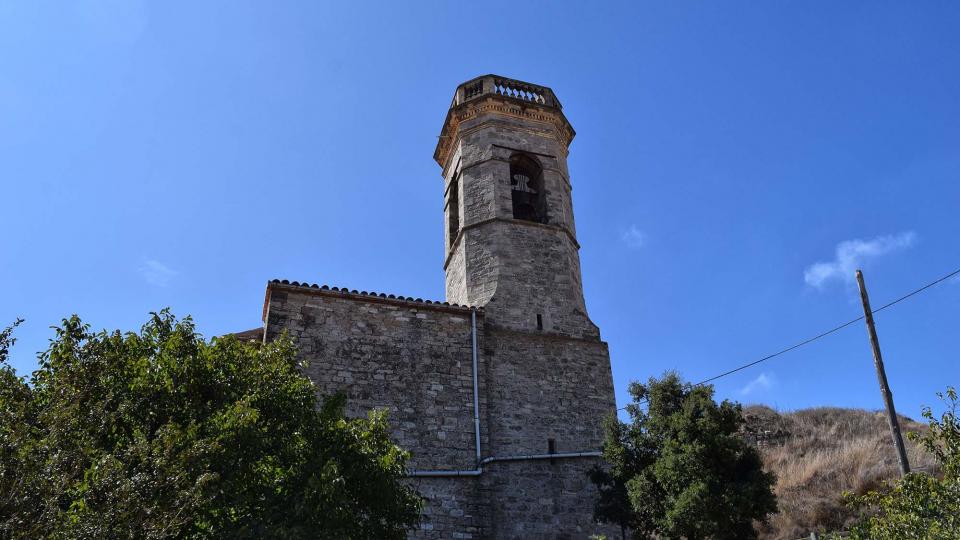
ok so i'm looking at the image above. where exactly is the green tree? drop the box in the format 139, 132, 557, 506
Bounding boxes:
843, 387, 960, 539
588, 463, 634, 540
592, 372, 777, 539
0, 311, 421, 539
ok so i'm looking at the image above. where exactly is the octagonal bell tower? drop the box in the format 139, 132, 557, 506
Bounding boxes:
436, 75, 598, 338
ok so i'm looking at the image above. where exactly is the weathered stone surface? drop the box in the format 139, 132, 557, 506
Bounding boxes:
259, 75, 618, 538
265, 288, 483, 471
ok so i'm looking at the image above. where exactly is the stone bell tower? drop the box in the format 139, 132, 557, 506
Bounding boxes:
436, 75, 598, 338
258, 74, 616, 537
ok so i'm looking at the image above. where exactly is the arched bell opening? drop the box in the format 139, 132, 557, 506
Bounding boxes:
509, 154, 547, 224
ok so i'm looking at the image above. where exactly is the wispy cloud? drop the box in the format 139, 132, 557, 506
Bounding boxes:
804, 231, 917, 288
621, 225, 646, 249
740, 372, 776, 396
140, 259, 178, 287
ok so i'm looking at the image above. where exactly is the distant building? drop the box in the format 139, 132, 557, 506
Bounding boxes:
240, 75, 617, 538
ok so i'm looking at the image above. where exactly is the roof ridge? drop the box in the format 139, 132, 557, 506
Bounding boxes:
268, 279, 481, 310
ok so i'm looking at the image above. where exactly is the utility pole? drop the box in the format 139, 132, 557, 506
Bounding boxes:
856, 269, 910, 476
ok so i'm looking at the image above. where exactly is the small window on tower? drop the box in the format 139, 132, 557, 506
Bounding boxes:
510, 154, 547, 224
448, 174, 460, 244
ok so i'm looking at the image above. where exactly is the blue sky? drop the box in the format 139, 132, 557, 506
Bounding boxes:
2, 2, 958, 419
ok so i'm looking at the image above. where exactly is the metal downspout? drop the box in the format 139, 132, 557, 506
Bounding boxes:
407, 307, 602, 478
471, 308, 481, 464
408, 451, 604, 477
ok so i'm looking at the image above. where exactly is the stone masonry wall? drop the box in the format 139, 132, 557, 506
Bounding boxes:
262, 281, 617, 538
482, 327, 614, 458
263, 283, 490, 536
264, 283, 483, 471
480, 221, 595, 338
445, 244, 468, 307
481, 459, 621, 540
477, 325, 618, 539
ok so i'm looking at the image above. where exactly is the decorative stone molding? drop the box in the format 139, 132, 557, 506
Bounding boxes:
434, 75, 575, 173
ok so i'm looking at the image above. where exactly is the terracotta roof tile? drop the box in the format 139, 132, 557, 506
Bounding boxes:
267, 279, 480, 311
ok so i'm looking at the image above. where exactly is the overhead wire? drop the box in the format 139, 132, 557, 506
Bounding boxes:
617, 265, 960, 411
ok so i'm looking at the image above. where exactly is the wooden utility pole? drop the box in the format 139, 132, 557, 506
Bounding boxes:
856, 269, 911, 476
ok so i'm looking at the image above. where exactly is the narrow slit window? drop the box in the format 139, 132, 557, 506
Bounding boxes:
536, 314, 543, 331
448, 174, 460, 243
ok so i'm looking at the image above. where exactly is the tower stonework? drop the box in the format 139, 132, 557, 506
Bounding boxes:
438, 75, 596, 338
257, 75, 617, 538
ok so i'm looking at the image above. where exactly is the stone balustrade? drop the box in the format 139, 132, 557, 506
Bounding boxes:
451, 74, 561, 109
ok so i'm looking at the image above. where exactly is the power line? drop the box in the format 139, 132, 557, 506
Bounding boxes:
618, 265, 960, 411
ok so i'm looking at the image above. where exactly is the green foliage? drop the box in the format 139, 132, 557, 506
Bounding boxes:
843, 387, 960, 539
0, 311, 421, 539
592, 372, 777, 539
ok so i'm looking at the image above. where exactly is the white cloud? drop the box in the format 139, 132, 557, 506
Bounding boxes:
140, 259, 178, 287
804, 231, 917, 288
621, 225, 646, 249
740, 372, 776, 396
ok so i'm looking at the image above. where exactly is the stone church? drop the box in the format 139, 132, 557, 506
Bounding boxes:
238, 75, 617, 538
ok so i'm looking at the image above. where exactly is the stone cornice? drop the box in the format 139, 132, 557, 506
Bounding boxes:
483, 325, 607, 347
435, 95, 575, 176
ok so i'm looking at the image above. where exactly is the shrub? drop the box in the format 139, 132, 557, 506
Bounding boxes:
0, 312, 422, 539
592, 372, 777, 539
842, 387, 960, 539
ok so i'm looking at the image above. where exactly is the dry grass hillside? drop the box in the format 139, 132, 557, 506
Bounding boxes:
743, 405, 938, 539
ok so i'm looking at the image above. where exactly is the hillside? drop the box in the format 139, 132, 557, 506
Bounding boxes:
743, 405, 937, 539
